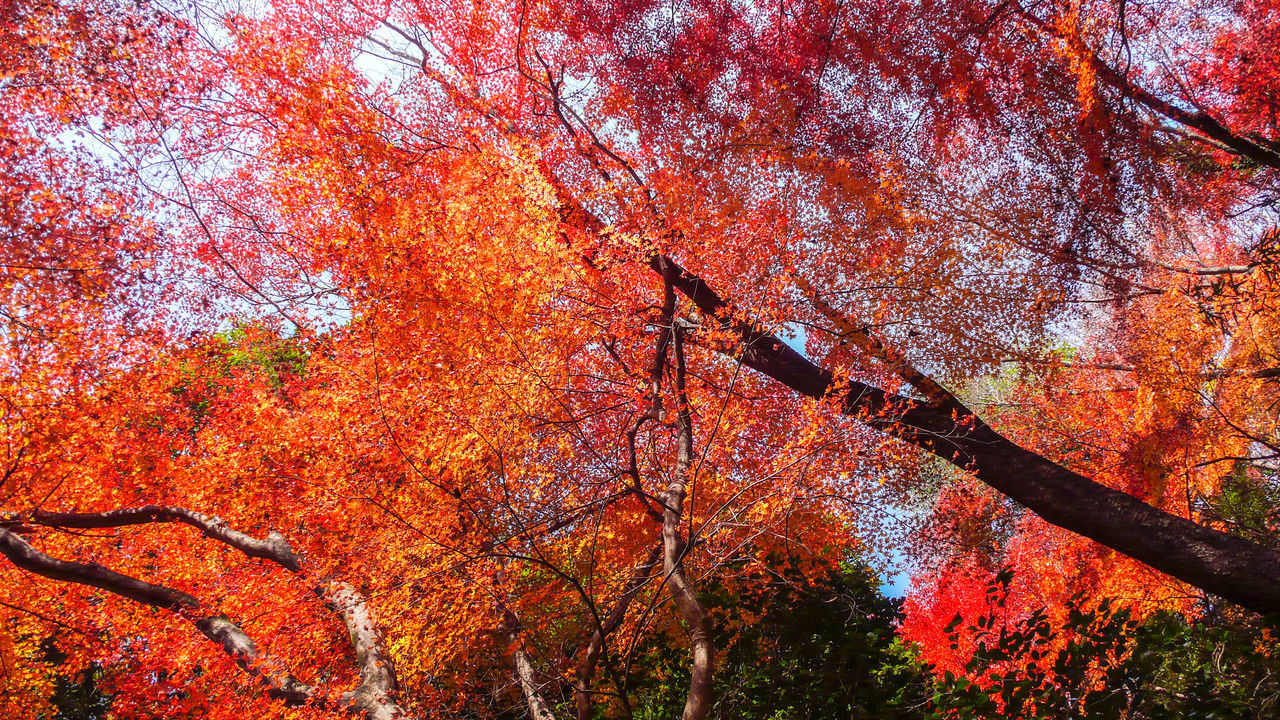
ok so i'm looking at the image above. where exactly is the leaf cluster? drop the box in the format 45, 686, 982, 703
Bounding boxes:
926, 570, 1280, 719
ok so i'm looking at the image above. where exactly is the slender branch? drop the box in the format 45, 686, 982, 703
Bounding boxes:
792, 273, 952, 405
1023, 361, 1280, 381
621, 272, 678, 523
501, 609, 559, 720
0, 527, 318, 705
662, 327, 715, 720
8, 507, 413, 720
574, 544, 662, 720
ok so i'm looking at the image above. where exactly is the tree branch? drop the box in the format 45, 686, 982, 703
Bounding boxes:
501, 609, 560, 720
661, 328, 715, 720
574, 544, 662, 720
0, 527, 318, 705
792, 273, 952, 405
9, 507, 413, 720
550, 190, 1280, 615
26, 506, 302, 572
324, 581, 404, 720
1014, 3, 1280, 170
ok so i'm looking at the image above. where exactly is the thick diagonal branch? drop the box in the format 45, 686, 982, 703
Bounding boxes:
552, 176, 1280, 613
649, 248, 1280, 614
1096, 60, 1280, 170
1012, 3, 1280, 171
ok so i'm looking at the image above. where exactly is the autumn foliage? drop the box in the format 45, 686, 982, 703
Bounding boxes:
2, 0, 1279, 718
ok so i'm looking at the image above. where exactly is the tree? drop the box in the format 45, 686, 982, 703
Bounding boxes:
922, 570, 1280, 719
2, 0, 1279, 718
626, 556, 928, 720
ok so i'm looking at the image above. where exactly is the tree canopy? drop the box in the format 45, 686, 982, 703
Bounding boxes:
2, 0, 1279, 717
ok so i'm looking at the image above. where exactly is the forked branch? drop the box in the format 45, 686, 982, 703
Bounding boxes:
0, 526, 318, 705
548, 187, 1280, 615
501, 608, 560, 720
1, 507, 411, 720
1012, 3, 1280, 170
574, 544, 663, 720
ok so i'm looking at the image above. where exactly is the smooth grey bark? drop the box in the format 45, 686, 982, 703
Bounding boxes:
324, 580, 404, 720
2, 508, 412, 719
0, 526, 318, 705
501, 609, 560, 720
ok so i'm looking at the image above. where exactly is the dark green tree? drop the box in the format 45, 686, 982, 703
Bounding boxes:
626, 557, 929, 720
